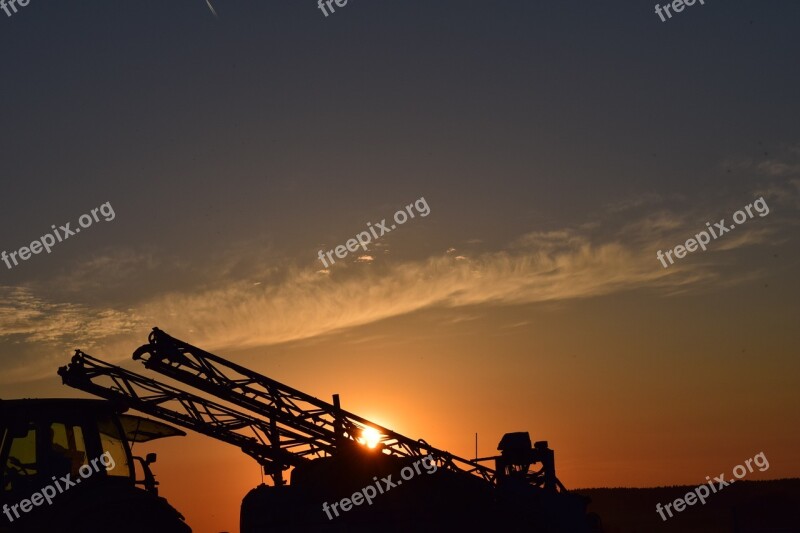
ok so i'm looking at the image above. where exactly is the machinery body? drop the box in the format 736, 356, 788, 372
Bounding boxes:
50, 328, 601, 532
0, 399, 190, 533
241, 437, 595, 532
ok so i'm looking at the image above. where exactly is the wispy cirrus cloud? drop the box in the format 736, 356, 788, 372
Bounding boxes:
136, 237, 688, 353
0, 228, 687, 382
0, 167, 795, 383
0, 286, 143, 345
0, 225, 726, 382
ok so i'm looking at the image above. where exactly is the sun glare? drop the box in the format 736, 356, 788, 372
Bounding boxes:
360, 427, 382, 449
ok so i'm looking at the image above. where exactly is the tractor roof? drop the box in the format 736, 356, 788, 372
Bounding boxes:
0, 397, 125, 416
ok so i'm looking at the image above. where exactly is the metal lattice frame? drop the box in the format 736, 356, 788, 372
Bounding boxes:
57, 351, 306, 482
59, 328, 499, 486
131, 328, 496, 485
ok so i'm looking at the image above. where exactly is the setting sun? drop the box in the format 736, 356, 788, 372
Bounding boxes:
360, 427, 382, 449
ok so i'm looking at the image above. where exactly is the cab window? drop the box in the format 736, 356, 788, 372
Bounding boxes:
97, 416, 131, 478
2, 423, 38, 493
49, 422, 89, 478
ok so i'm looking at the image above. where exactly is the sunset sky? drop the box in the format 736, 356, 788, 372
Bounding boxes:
2, 1, 799, 532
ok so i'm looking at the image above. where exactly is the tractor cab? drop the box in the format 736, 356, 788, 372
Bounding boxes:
0, 399, 190, 533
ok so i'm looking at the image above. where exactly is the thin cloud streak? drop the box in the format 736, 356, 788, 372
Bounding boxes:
1, 231, 683, 382
0, 286, 143, 346
206, 0, 218, 18
0, 181, 792, 382
140, 239, 676, 351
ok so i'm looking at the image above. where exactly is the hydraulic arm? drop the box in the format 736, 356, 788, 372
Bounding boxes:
57, 351, 308, 482
60, 329, 564, 491
131, 328, 495, 485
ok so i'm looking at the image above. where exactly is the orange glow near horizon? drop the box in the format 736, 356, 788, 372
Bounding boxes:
6, 285, 800, 533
